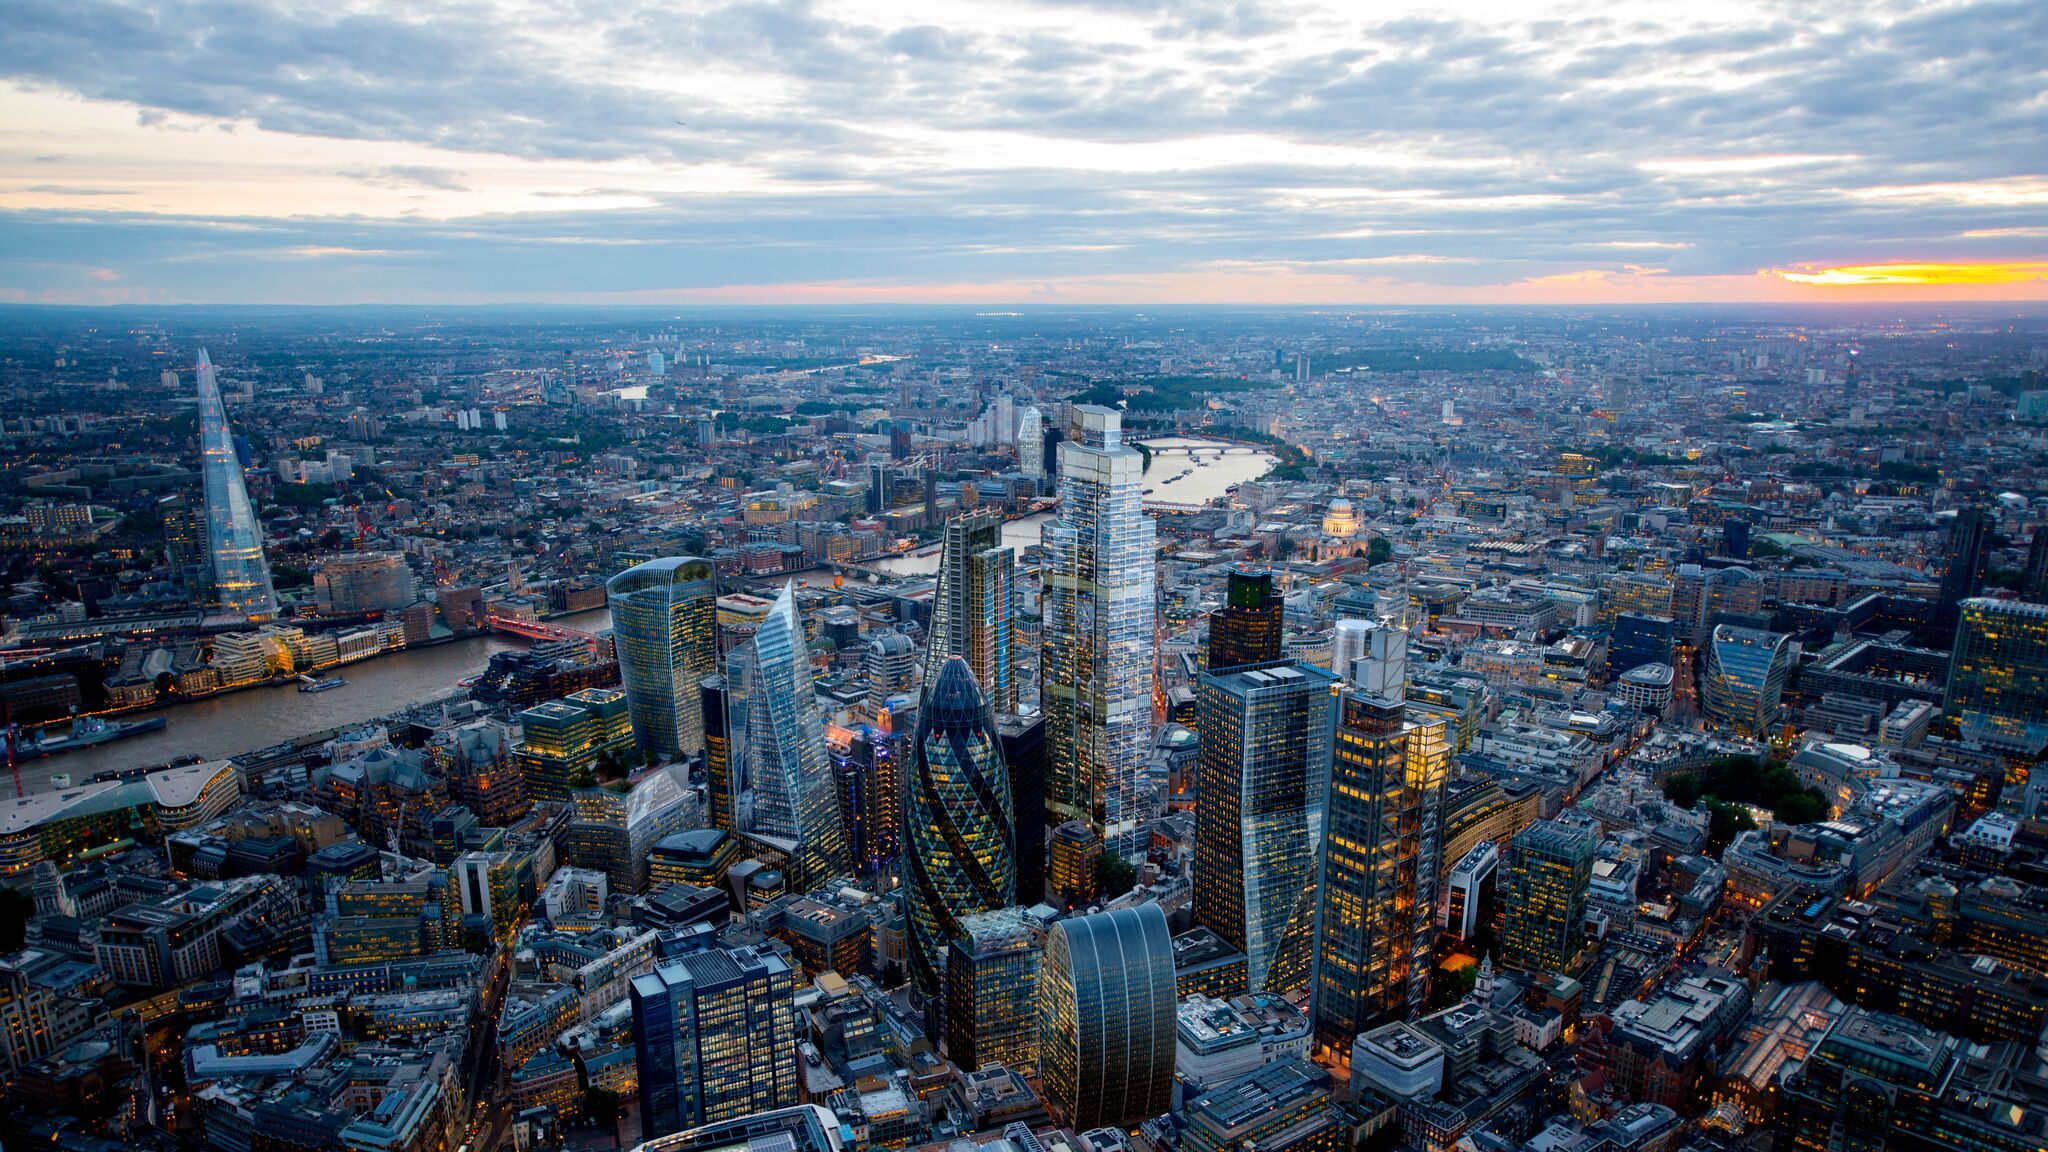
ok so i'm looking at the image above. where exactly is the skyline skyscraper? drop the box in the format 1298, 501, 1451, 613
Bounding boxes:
1041, 404, 1157, 855
1017, 406, 1045, 480
1700, 624, 1792, 739
1038, 902, 1177, 1132
700, 675, 736, 830
1308, 621, 1450, 1057
738, 582, 850, 891
904, 657, 1017, 1005
630, 931, 799, 1141
1938, 505, 1993, 621
926, 509, 1017, 713
607, 556, 719, 758
194, 348, 278, 621
1207, 567, 1284, 671
1193, 660, 1338, 992
1944, 597, 2048, 751
1501, 819, 1598, 976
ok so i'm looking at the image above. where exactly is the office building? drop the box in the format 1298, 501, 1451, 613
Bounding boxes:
1180, 1058, 1344, 1152
1701, 624, 1792, 739
832, 724, 901, 878
927, 509, 1017, 712
1309, 623, 1449, 1056
514, 687, 636, 802
1017, 407, 1045, 480
608, 557, 719, 758
997, 712, 1047, 905
700, 676, 736, 830
1309, 694, 1450, 1054
313, 551, 418, 615
863, 630, 918, 716
1945, 598, 2048, 751
566, 766, 694, 893
1781, 1007, 2046, 1152
1039, 903, 1176, 1131
1440, 840, 1499, 941
1193, 660, 1337, 992
1938, 506, 1993, 620
1501, 820, 1597, 975
1606, 612, 1675, 680
740, 583, 850, 891
1041, 405, 1158, 855
905, 658, 1017, 1003
945, 908, 1040, 1074
631, 933, 798, 1141
1208, 568, 1284, 671
195, 348, 278, 621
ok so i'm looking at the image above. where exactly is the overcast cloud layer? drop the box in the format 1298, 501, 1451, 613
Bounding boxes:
2, 0, 2045, 304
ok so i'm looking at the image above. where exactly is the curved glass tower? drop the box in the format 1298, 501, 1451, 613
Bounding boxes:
905, 657, 1016, 1002
1038, 902, 1176, 1131
1041, 405, 1157, 856
740, 583, 849, 890
607, 557, 718, 758
194, 349, 277, 621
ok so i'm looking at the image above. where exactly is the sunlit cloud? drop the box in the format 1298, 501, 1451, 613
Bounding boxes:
1766, 263, 2048, 286
1641, 154, 1860, 175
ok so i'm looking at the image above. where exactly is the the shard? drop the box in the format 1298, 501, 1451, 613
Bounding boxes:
196, 348, 278, 621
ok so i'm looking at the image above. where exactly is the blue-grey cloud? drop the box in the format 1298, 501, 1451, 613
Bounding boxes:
0, 0, 2044, 301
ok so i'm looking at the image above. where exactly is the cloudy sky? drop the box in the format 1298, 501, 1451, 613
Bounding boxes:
3, 0, 2045, 305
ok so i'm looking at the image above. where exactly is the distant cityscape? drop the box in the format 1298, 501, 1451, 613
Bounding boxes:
0, 303, 2046, 1152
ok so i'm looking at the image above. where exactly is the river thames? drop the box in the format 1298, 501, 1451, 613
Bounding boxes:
31, 437, 1272, 789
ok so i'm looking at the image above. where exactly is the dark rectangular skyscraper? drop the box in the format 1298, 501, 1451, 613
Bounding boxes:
1501, 819, 1597, 976
1208, 568, 1284, 671
1939, 506, 1993, 620
997, 711, 1047, 905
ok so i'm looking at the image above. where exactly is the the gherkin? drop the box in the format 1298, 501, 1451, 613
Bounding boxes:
904, 657, 1016, 1004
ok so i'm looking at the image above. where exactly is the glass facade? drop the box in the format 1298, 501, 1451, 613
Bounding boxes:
738, 583, 849, 891
1207, 568, 1284, 671
944, 907, 1040, 1074
1193, 661, 1337, 992
1308, 692, 1449, 1056
1945, 598, 2048, 751
1038, 903, 1176, 1131
194, 349, 278, 621
927, 509, 1016, 713
607, 557, 718, 758
1501, 819, 1597, 976
1041, 405, 1158, 855
905, 658, 1016, 1003
630, 939, 797, 1141
1701, 624, 1791, 738
513, 688, 636, 801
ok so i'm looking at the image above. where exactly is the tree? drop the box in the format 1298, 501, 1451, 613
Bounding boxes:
1662, 772, 1702, 810
1367, 536, 1393, 565
1091, 852, 1136, 897
0, 887, 32, 952
582, 1087, 622, 1138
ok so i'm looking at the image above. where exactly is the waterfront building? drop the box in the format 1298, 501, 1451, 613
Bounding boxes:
1038, 903, 1177, 1131
607, 557, 719, 758
1041, 405, 1157, 855
313, 551, 418, 615
195, 348, 278, 621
